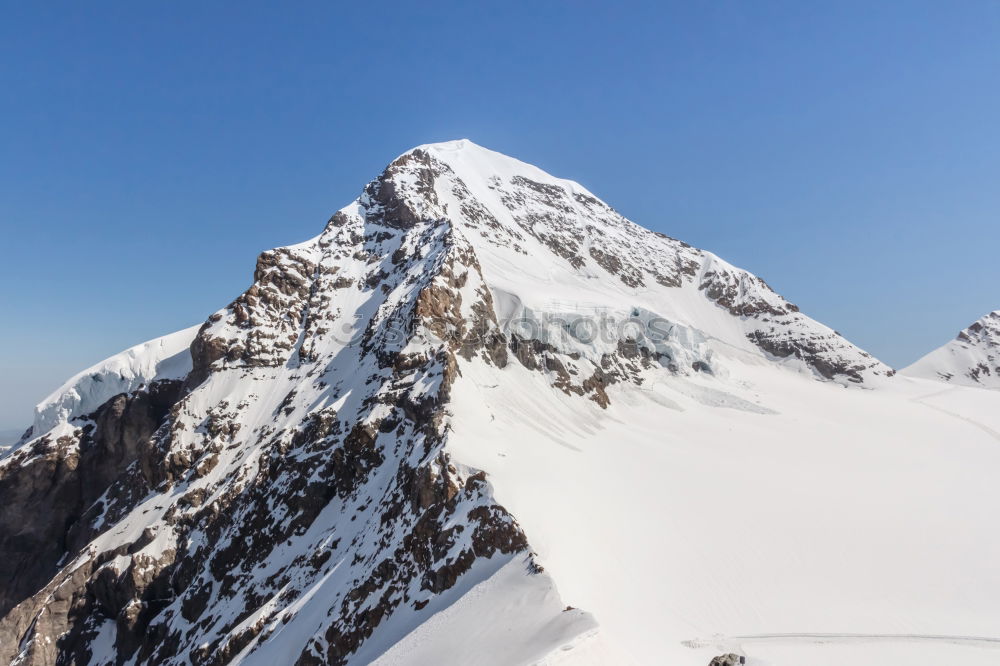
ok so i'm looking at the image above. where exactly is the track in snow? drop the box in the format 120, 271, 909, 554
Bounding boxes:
911, 387, 1000, 442
682, 633, 1000, 650
682, 633, 1000, 651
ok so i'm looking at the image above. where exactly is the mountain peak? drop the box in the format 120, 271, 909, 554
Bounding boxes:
0, 141, 904, 666
389, 139, 598, 204
903, 309, 1000, 387
352, 140, 890, 385
412, 137, 477, 152
399, 138, 508, 166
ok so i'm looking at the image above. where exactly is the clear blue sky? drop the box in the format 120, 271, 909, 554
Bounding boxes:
2, 1, 999, 431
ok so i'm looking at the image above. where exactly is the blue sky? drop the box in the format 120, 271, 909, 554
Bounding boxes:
2, 1, 999, 430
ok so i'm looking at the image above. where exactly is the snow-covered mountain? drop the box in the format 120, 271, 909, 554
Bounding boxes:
902, 310, 1000, 389
2, 140, 999, 666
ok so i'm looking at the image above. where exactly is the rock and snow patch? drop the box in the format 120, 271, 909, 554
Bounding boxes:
902, 310, 1000, 389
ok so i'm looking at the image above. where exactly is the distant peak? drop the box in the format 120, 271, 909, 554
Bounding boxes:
958, 309, 1000, 342
902, 308, 1000, 387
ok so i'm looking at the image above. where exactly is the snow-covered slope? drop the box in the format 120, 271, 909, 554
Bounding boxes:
408, 140, 891, 387
902, 310, 1000, 389
1, 140, 998, 666
31, 325, 199, 437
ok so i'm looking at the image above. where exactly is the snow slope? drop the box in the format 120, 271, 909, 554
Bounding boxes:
2, 140, 998, 666
31, 325, 199, 436
902, 310, 1000, 389
450, 361, 1000, 666
380, 141, 1000, 665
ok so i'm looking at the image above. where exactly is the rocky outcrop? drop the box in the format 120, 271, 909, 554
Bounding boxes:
747, 328, 885, 383
708, 654, 745, 666
0, 380, 182, 618
696, 255, 890, 383
0, 379, 184, 663
902, 310, 1000, 388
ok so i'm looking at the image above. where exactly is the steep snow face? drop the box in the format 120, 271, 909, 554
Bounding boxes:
30, 326, 199, 438
902, 310, 1000, 388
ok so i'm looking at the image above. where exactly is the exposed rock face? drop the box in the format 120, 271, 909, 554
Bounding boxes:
0, 380, 183, 619
0, 139, 894, 664
708, 654, 745, 666
696, 255, 887, 383
0, 380, 184, 662
902, 310, 1000, 388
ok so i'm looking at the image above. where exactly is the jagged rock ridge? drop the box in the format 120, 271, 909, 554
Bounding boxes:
902, 310, 1000, 388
